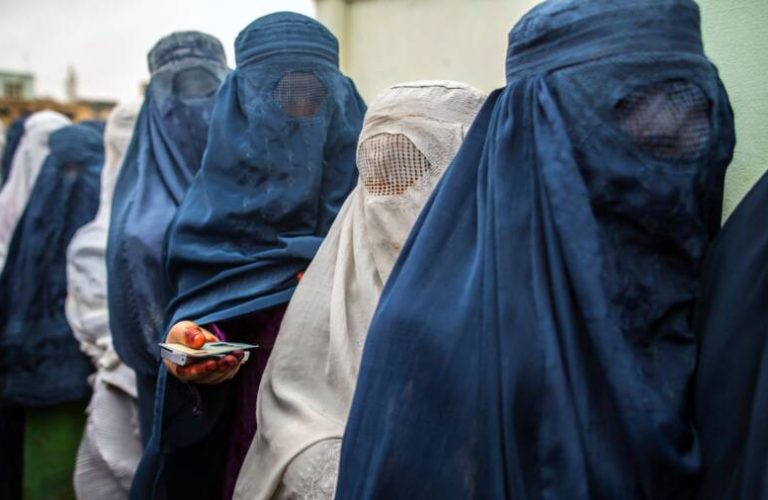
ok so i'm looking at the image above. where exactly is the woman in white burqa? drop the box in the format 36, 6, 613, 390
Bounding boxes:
0, 110, 70, 273
234, 81, 486, 499
65, 103, 143, 499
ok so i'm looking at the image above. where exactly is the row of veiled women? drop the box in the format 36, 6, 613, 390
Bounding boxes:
0, 0, 765, 499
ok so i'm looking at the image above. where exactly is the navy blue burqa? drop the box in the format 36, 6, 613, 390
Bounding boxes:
130, 13, 365, 500
335, 1, 735, 499
106, 31, 227, 441
1, 116, 27, 188
0, 123, 104, 407
693, 170, 768, 500
164, 13, 365, 327
108, 31, 227, 377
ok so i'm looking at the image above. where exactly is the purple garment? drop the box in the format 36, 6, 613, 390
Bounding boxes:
208, 304, 287, 500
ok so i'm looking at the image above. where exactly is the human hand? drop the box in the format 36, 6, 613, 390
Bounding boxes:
163, 321, 244, 385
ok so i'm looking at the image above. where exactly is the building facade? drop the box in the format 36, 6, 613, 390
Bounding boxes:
0, 70, 114, 126
0, 71, 35, 100
0, 97, 115, 127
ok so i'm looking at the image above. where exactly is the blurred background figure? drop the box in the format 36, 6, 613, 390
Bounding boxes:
1, 117, 27, 189
66, 102, 142, 500
105, 31, 228, 447
0, 121, 105, 499
693, 168, 768, 500
0, 111, 70, 272
334, 0, 735, 497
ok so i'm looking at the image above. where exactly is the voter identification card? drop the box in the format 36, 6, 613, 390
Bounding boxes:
159, 341, 258, 366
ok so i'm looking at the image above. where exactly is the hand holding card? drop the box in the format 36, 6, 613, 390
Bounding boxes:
161, 321, 248, 385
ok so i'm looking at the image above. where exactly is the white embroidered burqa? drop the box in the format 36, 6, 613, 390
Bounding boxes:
234, 81, 486, 500
66, 102, 143, 500
0, 111, 70, 273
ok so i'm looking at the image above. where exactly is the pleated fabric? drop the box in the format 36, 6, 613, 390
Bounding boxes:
67, 103, 143, 500
335, 1, 735, 498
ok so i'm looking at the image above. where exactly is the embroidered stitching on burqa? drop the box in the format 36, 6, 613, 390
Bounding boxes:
335, 1, 736, 498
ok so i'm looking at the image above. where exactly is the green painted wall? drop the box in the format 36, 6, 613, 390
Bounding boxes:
699, 0, 768, 220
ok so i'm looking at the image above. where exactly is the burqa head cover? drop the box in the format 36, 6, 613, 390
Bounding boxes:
693, 169, 768, 500
0, 123, 105, 407
1, 116, 27, 188
0, 111, 70, 274
164, 11, 366, 328
66, 102, 141, 395
335, 1, 736, 499
233, 81, 485, 499
106, 31, 228, 376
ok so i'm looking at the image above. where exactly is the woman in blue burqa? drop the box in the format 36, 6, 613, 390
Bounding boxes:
693, 168, 768, 500
0, 122, 105, 498
106, 31, 228, 444
335, 0, 735, 499
130, 12, 365, 500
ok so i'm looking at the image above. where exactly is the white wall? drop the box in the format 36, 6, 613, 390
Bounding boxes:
318, 0, 540, 100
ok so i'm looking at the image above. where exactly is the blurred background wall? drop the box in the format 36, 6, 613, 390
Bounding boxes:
317, 0, 768, 221
699, 0, 768, 219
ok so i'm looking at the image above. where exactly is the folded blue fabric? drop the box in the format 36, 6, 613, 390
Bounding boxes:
336, 1, 736, 498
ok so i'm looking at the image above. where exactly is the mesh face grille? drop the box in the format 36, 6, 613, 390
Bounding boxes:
357, 133, 433, 196
615, 80, 711, 161
273, 71, 327, 117
172, 67, 221, 99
